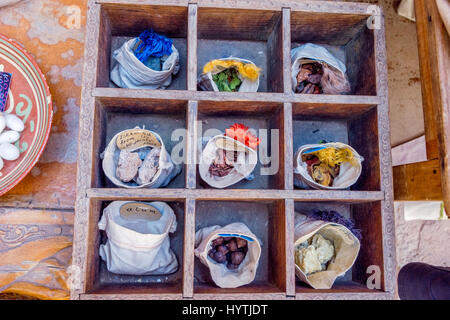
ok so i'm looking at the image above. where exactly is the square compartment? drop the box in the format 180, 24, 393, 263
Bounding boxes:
196, 101, 286, 189
75, 0, 394, 301
292, 104, 380, 191
197, 8, 284, 92
194, 200, 287, 295
92, 97, 187, 189
290, 11, 376, 96
293, 201, 385, 294
96, 4, 188, 90
85, 200, 185, 295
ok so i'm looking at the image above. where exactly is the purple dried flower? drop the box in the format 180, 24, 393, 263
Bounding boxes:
309, 210, 362, 241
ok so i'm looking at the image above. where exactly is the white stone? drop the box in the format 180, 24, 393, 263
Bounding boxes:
5, 114, 24, 132
0, 130, 20, 144
0, 115, 5, 134
0, 142, 20, 161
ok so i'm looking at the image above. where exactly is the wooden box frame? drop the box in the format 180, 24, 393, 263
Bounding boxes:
73, 0, 396, 300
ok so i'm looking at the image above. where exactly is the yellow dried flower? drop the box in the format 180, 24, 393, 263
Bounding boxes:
311, 147, 356, 168
203, 59, 261, 81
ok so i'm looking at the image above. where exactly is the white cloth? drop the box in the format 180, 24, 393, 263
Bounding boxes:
291, 43, 348, 93
102, 128, 181, 189
199, 135, 257, 189
99, 201, 178, 275
194, 223, 261, 288
294, 212, 360, 289
294, 142, 363, 190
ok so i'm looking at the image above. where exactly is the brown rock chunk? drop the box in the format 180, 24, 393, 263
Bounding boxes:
226, 238, 238, 252
236, 237, 248, 249
209, 149, 236, 177
297, 67, 312, 84
116, 150, 142, 182
308, 73, 322, 84
240, 245, 248, 254
297, 62, 324, 94
230, 251, 245, 265
209, 236, 249, 269
208, 248, 216, 259
212, 237, 224, 246
213, 251, 227, 263
216, 245, 229, 255
302, 63, 315, 72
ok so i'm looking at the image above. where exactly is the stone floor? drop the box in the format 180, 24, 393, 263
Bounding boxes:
0, 0, 448, 299
392, 137, 450, 272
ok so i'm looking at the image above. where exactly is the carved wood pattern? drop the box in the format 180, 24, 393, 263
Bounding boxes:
72, 1, 102, 300
373, 9, 397, 294
0, 208, 73, 300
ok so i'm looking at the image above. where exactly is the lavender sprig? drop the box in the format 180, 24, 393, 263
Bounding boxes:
309, 210, 362, 240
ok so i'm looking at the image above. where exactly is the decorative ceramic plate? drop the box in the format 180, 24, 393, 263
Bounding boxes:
0, 34, 52, 196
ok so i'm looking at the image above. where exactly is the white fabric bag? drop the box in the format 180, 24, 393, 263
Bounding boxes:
291, 43, 351, 94
110, 38, 180, 89
198, 57, 260, 92
102, 127, 181, 189
99, 201, 178, 275
294, 212, 360, 289
199, 135, 258, 189
195, 222, 262, 288
294, 142, 363, 190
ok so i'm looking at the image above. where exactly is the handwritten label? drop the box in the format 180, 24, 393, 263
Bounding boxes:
116, 129, 161, 151
215, 137, 247, 153
119, 202, 162, 221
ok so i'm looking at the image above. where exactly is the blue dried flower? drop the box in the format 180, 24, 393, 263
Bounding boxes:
134, 30, 173, 63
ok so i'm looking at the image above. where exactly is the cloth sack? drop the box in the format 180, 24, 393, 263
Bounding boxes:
199, 135, 258, 188
102, 127, 181, 189
110, 38, 180, 89
294, 142, 363, 190
198, 57, 260, 92
437, 0, 450, 36
291, 43, 351, 95
194, 222, 262, 288
99, 201, 178, 275
294, 212, 360, 289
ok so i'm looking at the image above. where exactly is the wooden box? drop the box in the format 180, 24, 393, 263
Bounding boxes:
73, 0, 396, 300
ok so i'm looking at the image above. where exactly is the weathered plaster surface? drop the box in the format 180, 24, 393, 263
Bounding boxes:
0, 0, 86, 209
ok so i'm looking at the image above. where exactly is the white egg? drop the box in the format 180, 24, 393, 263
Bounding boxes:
0, 157, 3, 170
0, 143, 20, 161
0, 115, 5, 134
0, 130, 20, 144
5, 114, 24, 132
